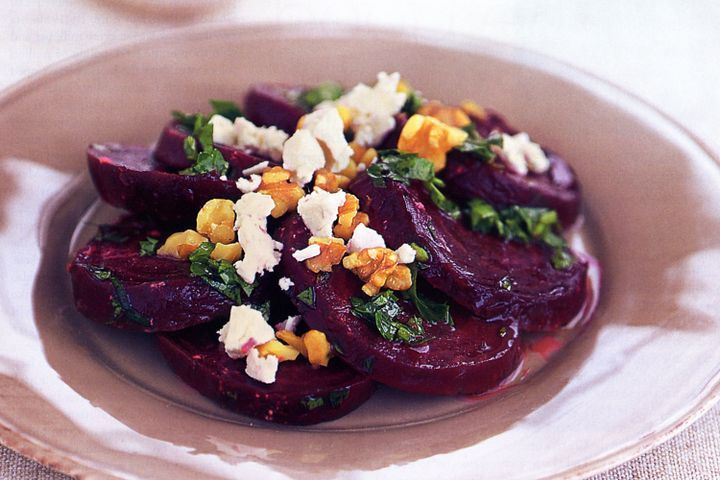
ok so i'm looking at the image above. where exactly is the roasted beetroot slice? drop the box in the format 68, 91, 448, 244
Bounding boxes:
157, 322, 375, 425
350, 174, 589, 332
442, 150, 581, 227
244, 83, 307, 134
277, 215, 522, 395
153, 121, 270, 173
88, 144, 241, 224
68, 218, 235, 332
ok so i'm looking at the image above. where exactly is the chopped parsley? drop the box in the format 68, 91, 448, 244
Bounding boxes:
188, 242, 256, 304
301, 395, 325, 410
209, 99, 243, 121
178, 116, 228, 176
350, 291, 428, 345
410, 243, 429, 263
88, 266, 150, 327
455, 123, 503, 162
329, 388, 351, 408
467, 198, 574, 270
139, 237, 159, 257
402, 264, 453, 326
368, 150, 461, 218
297, 286, 316, 308
296, 82, 344, 110
401, 89, 424, 115
95, 224, 129, 244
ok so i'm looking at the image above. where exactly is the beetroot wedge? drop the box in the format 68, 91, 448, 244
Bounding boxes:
153, 121, 270, 172
244, 83, 307, 134
442, 150, 582, 227
350, 174, 589, 332
88, 144, 242, 224
277, 215, 522, 395
157, 321, 374, 425
69, 218, 238, 332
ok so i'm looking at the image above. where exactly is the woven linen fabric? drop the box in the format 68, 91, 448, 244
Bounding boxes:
1, 403, 718, 479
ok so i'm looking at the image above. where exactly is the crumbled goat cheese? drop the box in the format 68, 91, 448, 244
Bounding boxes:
242, 161, 270, 176
209, 114, 236, 145
500, 132, 550, 175
338, 71, 407, 147
217, 305, 275, 359
282, 129, 326, 186
301, 107, 353, 173
292, 244, 321, 262
296, 189, 347, 237
245, 348, 279, 384
278, 276, 295, 291
275, 315, 301, 333
234, 117, 288, 162
233, 192, 283, 283
347, 224, 386, 253
395, 243, 417, 264
235, 174, 262, 193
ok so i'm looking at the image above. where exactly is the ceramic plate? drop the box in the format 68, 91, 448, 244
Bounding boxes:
1, 23, 719, 480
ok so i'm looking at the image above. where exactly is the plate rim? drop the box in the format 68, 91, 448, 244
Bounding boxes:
1, 20, 719, 480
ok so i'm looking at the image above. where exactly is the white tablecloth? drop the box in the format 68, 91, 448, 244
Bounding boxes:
1, 1, 719, 478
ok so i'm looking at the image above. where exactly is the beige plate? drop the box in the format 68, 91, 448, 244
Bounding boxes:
1, 23, 719, 480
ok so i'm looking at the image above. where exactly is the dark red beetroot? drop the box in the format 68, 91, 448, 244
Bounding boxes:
244, 83, 307, 134
277, 215, 521, 395
350, 174, 589, 332
88, 144, 242, 224
157, 321, 374, 425
153, 122, 271, 172
442, 150, 582, 227
68, 218, 236, 332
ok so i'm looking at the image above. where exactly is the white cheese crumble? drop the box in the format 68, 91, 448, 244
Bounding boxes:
300, 107, 353, 173
347, 223, 386, 253
217, 305, 275, 359
242, 160, 269, 176
209, 114, 236, 145
278, 276, 295, 291
296, 189, 347, 237
235, 174, 262, 193
292, 244, 321, 262
234, 117, 288, 162
500, 132, 550, 175
282, 129, 326, 186
275, 315, 301, 333
245, 348, 279, 384
395, 243, 417, 264
233, 192, 283, 283
338, 71, 407, 147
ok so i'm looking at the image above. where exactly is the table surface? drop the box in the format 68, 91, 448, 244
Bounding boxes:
1, 1, 719, 478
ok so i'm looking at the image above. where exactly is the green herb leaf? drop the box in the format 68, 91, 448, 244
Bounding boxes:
350, 291, 428, 345
410, 242, 429, 263
188, 242, 256, 303
296, 82, 344, 110
467, 199, 574, 269
328, 388, 350, 408
139, 237, 159, 257
172, 110, 205, 131
88, 266, 150, 326
176, 115, 229, 176
456, 124, 503, 162
424, 180, 461, 220
297, 287, 316, 308
401, 89, 424, 115
209, 99, 243, 121
301, 395, 325, 410
402, 264, 453, 326
499, 275, 514, 291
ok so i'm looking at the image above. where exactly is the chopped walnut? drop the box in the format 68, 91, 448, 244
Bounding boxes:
460, 100, 487, 121
418, 101, 472, 128
349, 142, 378, 168
257, 166, 305, 218
305, 236, 347, 273
333, 211, 369, 240
397, 114, 469, 172
157, 230, 207, 259
196, 199, 236, 244
333, 194, 369, 240
342, 247, 412, 296
313, 168, 350, 193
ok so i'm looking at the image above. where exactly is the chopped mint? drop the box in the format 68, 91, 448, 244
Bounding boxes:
188, 242, 256, 303
350, 291, 428, 345
297, 286, 316, 308
139, 237, 159, 257
296, 82, 344, 110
